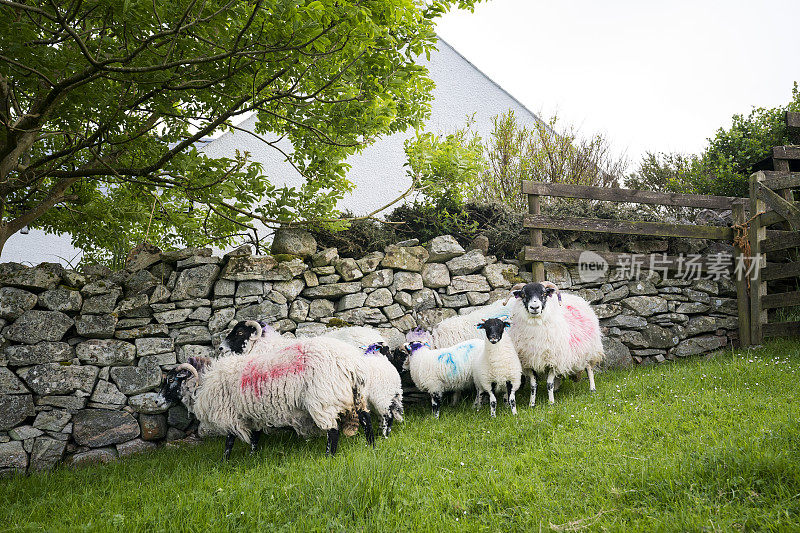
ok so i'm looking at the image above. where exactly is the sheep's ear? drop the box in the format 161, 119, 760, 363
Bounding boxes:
512, 290, 523, 299
503, 321, 511, 328
476, 322, 485, 329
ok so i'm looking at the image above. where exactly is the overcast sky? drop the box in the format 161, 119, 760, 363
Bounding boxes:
436, 0, 800, 169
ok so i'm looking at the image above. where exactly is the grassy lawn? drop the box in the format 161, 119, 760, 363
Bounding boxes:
2, 339, 800, 532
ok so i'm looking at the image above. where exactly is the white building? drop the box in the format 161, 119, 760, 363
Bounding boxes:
4, 38, 543, 265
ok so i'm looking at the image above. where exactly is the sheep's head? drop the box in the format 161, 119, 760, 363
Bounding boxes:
388, 347, 409, 373
476, 317, 511, 344
159, 357, 208, 404
219, 320, 262, 355
364, 342, 391, 357
511, 282, 561, 317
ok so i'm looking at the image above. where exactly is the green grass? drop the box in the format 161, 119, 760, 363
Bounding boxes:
3, 339, 800, 532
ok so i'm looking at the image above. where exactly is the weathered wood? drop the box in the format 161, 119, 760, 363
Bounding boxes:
763, 320, 800, 339
762, 261, 800, 281
528, 193, 544, 282
732, 202, 751, 347
773, 146, 800, 161
749, 172, 767, 344
756, 182, 800, 229
787, 111, 800, 130
761, 171, 800, 190
523, 214, 734, 240
762, 291, 800, 309
762, 232, 800, 253
523, 246, 733, 272
521, 181, 738, 209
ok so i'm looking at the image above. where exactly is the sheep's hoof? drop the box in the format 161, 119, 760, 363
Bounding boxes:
590, 388, 596, 393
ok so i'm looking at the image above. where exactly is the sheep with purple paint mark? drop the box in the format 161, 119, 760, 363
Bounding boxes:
402, 328, 480, 418
509, 282, 605, 406
361, 342, 404, 437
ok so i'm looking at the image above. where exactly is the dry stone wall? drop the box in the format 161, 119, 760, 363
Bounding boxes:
0, 234, 739, 474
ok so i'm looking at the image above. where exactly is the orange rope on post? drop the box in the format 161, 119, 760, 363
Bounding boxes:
731, 210, 764, 290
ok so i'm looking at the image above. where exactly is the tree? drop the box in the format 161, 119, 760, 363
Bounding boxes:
0, 0, 481, 261
473, 111, 626, 212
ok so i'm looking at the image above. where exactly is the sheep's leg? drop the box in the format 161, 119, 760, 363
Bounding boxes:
488, 385, 498, 418
507, 381, 517, 415
358, 409, 375, 448
451, 390, 461, 406
431, 392, 442, 418
587, 365, 596, 392
223, 433, 236, 461
326, 427, 340, 456
546, 368, 556, 405
250, 430, 262, 454
473, 389, 484, 410
528, 370, 538, 408
380, 414, 391, 438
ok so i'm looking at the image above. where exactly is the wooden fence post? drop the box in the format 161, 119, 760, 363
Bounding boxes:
732, 201, 751, 347
528, 193, 545, 282
749, 172, 767, 344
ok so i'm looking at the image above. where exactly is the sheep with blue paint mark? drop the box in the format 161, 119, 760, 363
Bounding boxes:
402, 328, 480, 418
472, 317, 522, 417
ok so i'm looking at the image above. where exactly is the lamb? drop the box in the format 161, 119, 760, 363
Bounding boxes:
361, 342, 404, 437
402, 328, 480, 418
509, 282, 604, 406
160, 320, 374, 459
472, 318, 522, 417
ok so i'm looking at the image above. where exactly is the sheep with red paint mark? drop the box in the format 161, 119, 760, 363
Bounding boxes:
509, 282, 605, 406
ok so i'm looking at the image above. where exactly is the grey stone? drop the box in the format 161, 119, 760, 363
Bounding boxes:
34, 410, 72, 433
176, 255, 220, 270
271, 228, 317, 257
618, 330, 648, 348
334, 258, 363, 281
658, 278, 692, 288
209, 308, 235, 333
394, 291, 413, 307
482, 263, 519, 289
80, 279, 119, 297
381, 245, 429, 272
214, 279, 236, 297
383, 304, 404, 320
302, 282, 362, 299
684, 288, 711, 304
123, 270, 159, 297
171, 264, 220, 301
447, 275, 491, 294
212, 298, 233, 309
110, 359, 161, 394
161, 247, 212, 263
289, 299, 310, 323
601, 314, 647, 329
544, 263, 571, 288
391, 314, 417, 331
575, 288, 604, 304
0, 367, 26, 394
178, 345, 215, 364
135, 337, 174, 356
70, 447, 118, 466
295, 322, 328, 338
308, 299, 335, 320
445, 249, 487, 276
396, 239, 420, 247
5, 342, 72, 367
426, 235, 465, 262
468, 235, 489, 254
312, 248, 339, 267
76, 339, 136, 366
4, 310, 73, 344
421, 263, 450, 289
312, 266, 336, 275
641, 324, 680, 349
81, 290, 121, 314
35, 395, 86, 411
602, 285, 630, 303
621, 296, 668, 316
90, 380, 126, 407
467, 291, 490, 306
392, 272, 423, 292
0, 395, 34, 430
114, 324, 169, 340
165, 427, 186, 442
149, 285, 171, 303
140, 414, 167, 441
318, 274, 341, 284
0, 263, 62, 291
675, 302, 710, 314
116, 438, 157, 457
709, 297, 737, 315
153, 308, 193, 324
418, 308, 457, 329
362, 269, 394, 289
600, 337, 632, 369
671, 335, 727, 357
335, 307, 387, 325
113, 294, 151, 318
221, 256, 277, 281
236, 281, 264, 299
75, 314, 117, 339
410, 289, 438, 311
73, 409, 140, 447
274, 279, 305, 300
691, 279, 719, 295
356, 252, 384, 273
627, 280, 658, 295
683, 316, 719, 337
34, 288, 79, 315
61, 269, 86, 288
440, 293, 469, 307
149, 262, 174, 283
0, 287, 38, 320
235, 301, 288, 323
9, 425, 42, 441
173, 326, 212, 346
365, 288, 393, 307
302, 271, 319, 287
651, 313, 690, 326
224, 244, 253, 259
0, 441, 27, 471
17, 364, 97, 395
129, 392, 168, 414
336, 293, 368, 311
167, 405, 192, 430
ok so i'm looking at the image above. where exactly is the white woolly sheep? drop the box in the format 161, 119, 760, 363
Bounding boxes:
402, 328, 480, 418
160, 320, 374, 459
509, 282, 604, 406
472, 318, 522, 417
319, 325, 385, 349
361, 343, 404, 437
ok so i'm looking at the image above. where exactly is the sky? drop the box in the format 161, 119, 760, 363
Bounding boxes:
436, 0, 800, 168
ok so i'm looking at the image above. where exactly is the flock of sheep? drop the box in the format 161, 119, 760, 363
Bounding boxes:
158, 281, 606, 458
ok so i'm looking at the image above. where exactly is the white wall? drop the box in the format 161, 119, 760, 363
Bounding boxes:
3, 38, 543, 264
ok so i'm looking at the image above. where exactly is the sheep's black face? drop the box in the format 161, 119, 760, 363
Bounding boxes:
389, 347, 409, 373
477, 318, 511, 344
220, 321, 259, 355
159, 368, 193, 404
512, 283, 557, 317
364, 342, 391, 357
